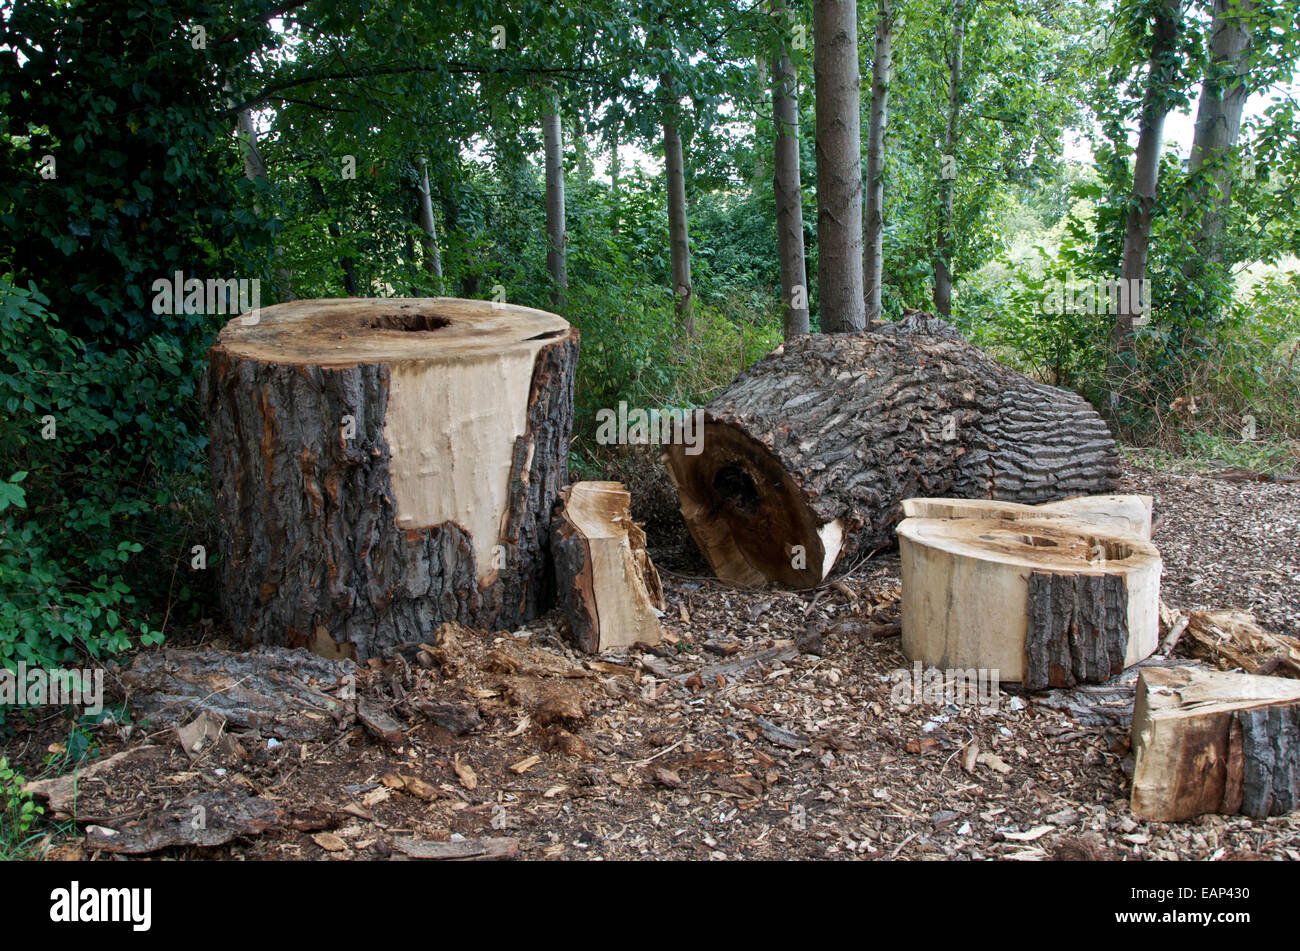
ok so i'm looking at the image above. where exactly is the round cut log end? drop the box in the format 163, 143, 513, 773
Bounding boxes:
897, 516, 1161, 686
663, 419, 828, 588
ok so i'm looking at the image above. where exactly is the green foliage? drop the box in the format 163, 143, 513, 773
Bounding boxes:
0, 756, 44, 858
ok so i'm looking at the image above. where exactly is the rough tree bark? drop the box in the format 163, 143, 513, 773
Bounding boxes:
813, 0, 866, 332
1131, 665, 1300, 821
772, 3, 810, 338
416, 157, 444, 287
662, 72, 695, 334
204, 298, 578, 660
662, 315, 1120, 588
863, 0, 895, 326
933, 0, 969, 318
1113, 0, 1184, 367
543, 92, 569, 310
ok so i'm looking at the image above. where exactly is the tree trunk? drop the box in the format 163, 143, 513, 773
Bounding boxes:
661, 314, 1120, 588
1131, 665, 1300, 821
772, 6, 810, 339
1180, 0, 1256, 283
863, 0, 894, 326
898, 513, 1160, 688
754, 52, 770, 187
933, 0, 969, 318
552, 481, 664, 653
1112, 0, 1183, 366
813, 0, 866, 332
204, 298, 578, 660
416, 157, 444, 287
236, 108, 296, 301
662, 72, 695, 334
543, 94, 569, 310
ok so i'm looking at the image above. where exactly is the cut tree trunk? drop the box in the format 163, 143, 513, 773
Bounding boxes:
661, 315, 1121, 587
1131, 665, 1300, 821
552, 481, 664, 653
897, 515, 1161, 689
204, 298, 578, 660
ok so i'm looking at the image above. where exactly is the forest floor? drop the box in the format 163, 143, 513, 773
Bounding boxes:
9, 461, 1300, 862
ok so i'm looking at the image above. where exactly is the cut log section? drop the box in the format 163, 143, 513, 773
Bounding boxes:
552, 481, 664, 652
1131, 665, 1300, 821
897, 516, 1161, 689
662, 319, 1120, 587
901, 494, 1152, 540
205, 298, 578, 660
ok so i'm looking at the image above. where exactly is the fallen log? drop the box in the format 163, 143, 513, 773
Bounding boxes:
552, 481, 664, 652
897, 515, 1161, 688
1131, 665, 1300, 821
205, 298, 578, 659
662, 318, 1120, 587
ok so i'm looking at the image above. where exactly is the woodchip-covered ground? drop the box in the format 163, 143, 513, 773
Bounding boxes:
8, 461, 1300, 861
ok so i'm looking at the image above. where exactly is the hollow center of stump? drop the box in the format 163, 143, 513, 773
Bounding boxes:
369, 313, 452, 332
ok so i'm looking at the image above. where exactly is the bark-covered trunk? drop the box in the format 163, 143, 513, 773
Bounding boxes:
772, 5, 810, 339
1181, 0, 1256, 281
543, 94, 569, 310
932, 0, 968, 319
863, 0, 894, 326
416, 157, 444, 287
1113, 0, 1184, 364
662, 72, 694, 334
754, 52, 770, 187
662, 314, 1120, 588
813, 0, 866, 332
237, 108, 296, 301
204, 299, 578, 660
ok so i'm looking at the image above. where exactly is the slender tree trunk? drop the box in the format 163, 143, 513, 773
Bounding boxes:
543, 93, 569, 310
772, 8, 810, 338
416, 157, 444, 288
863, 0, 894, 326
1182, 0, 1256, 277
813, 0, 866, 332
609, 127, 622, 237
1112, 0, 1184, 368
933, 0, 968, 318
236, 108, 296, 301
662, 72, 695, 334
755, 52, 770, 187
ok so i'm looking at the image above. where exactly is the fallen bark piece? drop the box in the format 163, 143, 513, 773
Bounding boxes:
897, 516, 1161, 689
120, 647, 356, 740
24, 746, 169, 817
901, 494, 1153, 540
84, 791, 335, 854
1131, 666, 1300, 821
552, 481, 664, 652
1182, 609, 1300, 679
662, 319, 1119, 587
356, 698, 405, 746
406, 698, 483, 735
392, 836, 519, 860
206, 298, 578, 659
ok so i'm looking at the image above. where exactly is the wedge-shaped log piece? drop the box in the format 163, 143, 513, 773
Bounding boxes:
897, 516, 1161, 688
552, 481, 664, 652
1131, 666, 1300, 821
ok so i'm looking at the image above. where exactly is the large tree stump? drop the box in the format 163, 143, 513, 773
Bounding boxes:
1131, 666, 1300, 821
897, 515, 1161, 688
662, 317, 1120, 586
204, 298, 578, 659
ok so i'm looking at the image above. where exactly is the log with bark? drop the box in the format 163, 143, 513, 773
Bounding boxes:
205, 298, 578, 660
552, 481, 664, 653
662, 316, 1121, 587
1131, 665, 1300, 821
897, 514, 1161, 689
